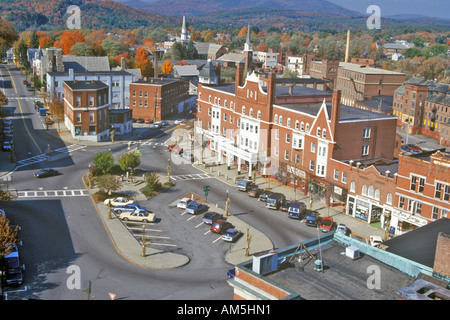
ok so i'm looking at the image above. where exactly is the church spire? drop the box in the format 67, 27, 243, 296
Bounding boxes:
181, 15, 188, 43
244, 23, 252, 52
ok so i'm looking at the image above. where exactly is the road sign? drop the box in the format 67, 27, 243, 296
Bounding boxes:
203, 186, 210, 192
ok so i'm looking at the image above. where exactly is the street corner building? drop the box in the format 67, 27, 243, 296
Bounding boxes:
63, 80, 111, 142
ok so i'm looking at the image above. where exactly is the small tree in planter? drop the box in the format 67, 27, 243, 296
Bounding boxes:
118, 151, 141, 182
96, 174, 123, 200
144, 172, 161, 192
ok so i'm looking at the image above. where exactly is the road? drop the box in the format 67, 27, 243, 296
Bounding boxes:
1, 63, 325, 300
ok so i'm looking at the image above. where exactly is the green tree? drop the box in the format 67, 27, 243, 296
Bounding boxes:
170, 41, 187, 60
70, 42, 94, 56
413, 37, 425, 48
96, 174, 122, 196
93, 151, 115, 174
16, 41, 29, 68
118, 151, 141, 179
186, 39, 198, 60
144, 171, 160, 191
30, 31, 39, 49
0, 214, 20, 299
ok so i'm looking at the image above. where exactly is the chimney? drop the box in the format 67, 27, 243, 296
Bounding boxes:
385, 170, 390, 178
266, 72, 276, 108
330, 89, 341, 138
345, 30, 350, 62
121, 57, 125, 70
236, 63, 244, 87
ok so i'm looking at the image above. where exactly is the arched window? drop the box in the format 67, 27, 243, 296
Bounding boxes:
322, 129, 327, 139
368, 185, 374, 198
375, 189, 380, 200
295, 121, 299, 130
242, 106, 245, 115
386, 193, 392, 204
249, 108, 253, 117
257, 111, 261, 119
279, 116, 283, 125
274, 114, 278, 123
287, 118, 291, 127
362, 184, 367, 196
317, 127, 321, 137
305, 123, 310, 133
350, 181, 356, 192
300, 122, 304, 131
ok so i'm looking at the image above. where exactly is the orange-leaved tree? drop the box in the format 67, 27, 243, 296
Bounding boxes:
161, 60, 173, 75
135, 47, 153, 78
55, 30, 85, 54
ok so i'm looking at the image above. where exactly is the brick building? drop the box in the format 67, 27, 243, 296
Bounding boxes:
129, 77, 191, 121
63, 80, 110, 142
392, 151, 450, 236
285, 53, 315, 78
336, 62, 406, 107
195, 65, 398, 204
309, 59, 339, 88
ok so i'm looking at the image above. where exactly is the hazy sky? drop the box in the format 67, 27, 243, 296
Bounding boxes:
328, 0, 450, 19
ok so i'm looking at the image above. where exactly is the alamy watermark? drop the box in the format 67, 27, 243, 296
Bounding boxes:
367, 5, 381, 30
66, 5, 81, 30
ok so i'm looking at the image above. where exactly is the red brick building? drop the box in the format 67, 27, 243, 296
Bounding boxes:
391, 151, 450, 235
195, 65, 398, 204
129, 77, 190, 121
63, 80, 110, 142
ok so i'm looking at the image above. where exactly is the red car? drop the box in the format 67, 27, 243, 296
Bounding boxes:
319, 217, 333, 233
210, 219, 233, 234
167, 144, 176, 151
172, 145, 183, 155
145, 119, 153, 124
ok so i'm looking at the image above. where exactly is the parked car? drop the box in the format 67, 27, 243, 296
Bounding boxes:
136, 118, 145, 123
287, 201, 306, 219
221, 229, 243, 242
401, 144, 422, 154
177, 197, 193, 209
370, 235, 383, 247
144, 119, 153, 124
113, 203, 146, 214
159, 120, 169, 126
279, 199, 293, 212
26, 84, 35, 91
265, 192, 286, 210
5, 255, 24, 286
104, 197, 134, 207
167, 144, 176, 151
119, 210, 156, 223
319, 217, 333, 232
247, 186, 262, 198
185, 202, 208, 215
172, 145, 183, 155
211, 219, 233, 234
236, 179, 255, 192
259, 190, 273, 202
336, 224, 350, 236
174, 119, 182, 124
305, 212, 319, 227
202, 212, 222, 224
3, 127, 12, 134
33, 168, 59, 178
152, 123, 162, 129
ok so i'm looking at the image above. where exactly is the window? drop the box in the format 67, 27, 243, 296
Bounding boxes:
317, 127, 321, 137
284, 150, 289, 161
341, 172, 347, 184
309, 160, 315, 171
275, 129, 279, 140
418, 177, 425, 193
89, 125, 96, 135
89, 112, 95, 122
410, 176, 417, 191
322, 129, 327, 139
374, 189, 380, 200
362, 145, 369, 156
249, 108, 253, 117
286, 134, 290, 144
311, 142, 316, 153
333, 169, 339, 181
242, 106, 245, 115
223, 113, 227, 122
208, 108, 211, 116
279, 116, 282, 125
368, 185, 374, 198
274, 115, 278, 123
350, 181, 356, 192
362, 184, 367, 196
76, 96, 81, 107
399, 196, 405, 209
274, 146, 279, 156
316, 165, 325, 176
444, 184, 450, 201
76, 113, 81, 123
287, 118, 291, 127
305, 124, 310, 133
257, 111, 261, 119
432, 207, 439, 219
300, 122, 304, 131
363, 127, 371, 138
295, 121, 299, 130
386, 193, 392, 205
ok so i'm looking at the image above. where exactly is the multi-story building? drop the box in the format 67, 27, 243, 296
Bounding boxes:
47, 68, 135, 109
392, 78, 449, 145
309, 59, 339, 88
195, 64, 398, 203
63, 80, 110, 142
336, 62, 406, 107
392, 150, 450, 235
129, 77, 191, 121
252, 51, 279, 69
285, 53, 315, 78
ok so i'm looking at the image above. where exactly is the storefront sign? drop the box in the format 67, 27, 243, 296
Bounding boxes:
393, 210, 428, 227
286, 165, 306, 179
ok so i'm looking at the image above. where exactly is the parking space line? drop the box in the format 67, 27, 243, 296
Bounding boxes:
186, 215, 197, 221
204, 230, 211, 235
212, 236, 222, 244
150, 243, 178, 247
195, 222, 204, 228
145, 235, 171, 239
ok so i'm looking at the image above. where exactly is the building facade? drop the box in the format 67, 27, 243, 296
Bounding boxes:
285, 54, 315, 78
129, 77, 191, 121
63, 80, 110, 142
336, 62, 406, 107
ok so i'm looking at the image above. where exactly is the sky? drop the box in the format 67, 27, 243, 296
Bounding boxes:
327, 0, 450, 19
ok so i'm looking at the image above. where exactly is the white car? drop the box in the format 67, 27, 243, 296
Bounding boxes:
104, 197, 135, 207
174, 119, 182, 124
119, 210, 156, 223
177, 197, 193, 209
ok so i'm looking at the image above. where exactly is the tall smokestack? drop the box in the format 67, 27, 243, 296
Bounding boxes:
330, 89, 341, 138
345, 30, 350, 63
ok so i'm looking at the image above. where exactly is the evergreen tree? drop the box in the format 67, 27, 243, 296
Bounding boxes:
186, 40, 198, 60
30, 31, 39, 49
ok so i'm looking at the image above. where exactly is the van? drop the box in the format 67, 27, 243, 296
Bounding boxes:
287, 201, 306, 219
265, 193, 286, 210
305, 213, 319, 227
236, 179, 255, 192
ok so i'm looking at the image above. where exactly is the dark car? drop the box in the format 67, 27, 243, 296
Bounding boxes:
305, 213, 319, 227
247, 186, 262, 198
202, 212, 222, 224
33, 168, 59, 178
26, 84, 35, 91
136, 118, 145, 123
236, 179, 255, 192
259, 190, 273, 202
211, 219, 233, 234
185, 202, 208, 215
280, 199, 293, 212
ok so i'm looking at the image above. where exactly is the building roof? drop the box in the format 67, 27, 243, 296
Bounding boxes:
383, 43, 408, 50
338, 62, 405, 75
194, 42, 223, 56
132, 77, 182, 86
198, 60, 219, 79
355, 95, 394, 112
64, 80, 108, 91
62, 55, 110, 72
217, 53, 245, 63
426, 94, 450, 107
48, 69, 133, 77
384, 218, 450, 268
265, 240, 414, 300
174, 64, 199, 77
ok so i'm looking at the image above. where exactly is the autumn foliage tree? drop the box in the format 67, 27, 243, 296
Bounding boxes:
161, 60, 173, 75
135, 47, 153, 78
54, 30, 86, 54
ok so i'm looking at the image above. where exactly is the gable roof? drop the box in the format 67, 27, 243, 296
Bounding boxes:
62, 55, 110, 72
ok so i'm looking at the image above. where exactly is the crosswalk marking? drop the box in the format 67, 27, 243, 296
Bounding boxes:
16, 144, 86, 167
125, 141, 166, 146
170, 173, 212, 181
17, 189, 90, 198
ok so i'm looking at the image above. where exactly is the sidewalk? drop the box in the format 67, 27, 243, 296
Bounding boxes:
193, 161, 386, 241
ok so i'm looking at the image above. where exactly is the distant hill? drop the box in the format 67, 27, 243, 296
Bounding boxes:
124, 0, 361, 17
0, 0, 177, 31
